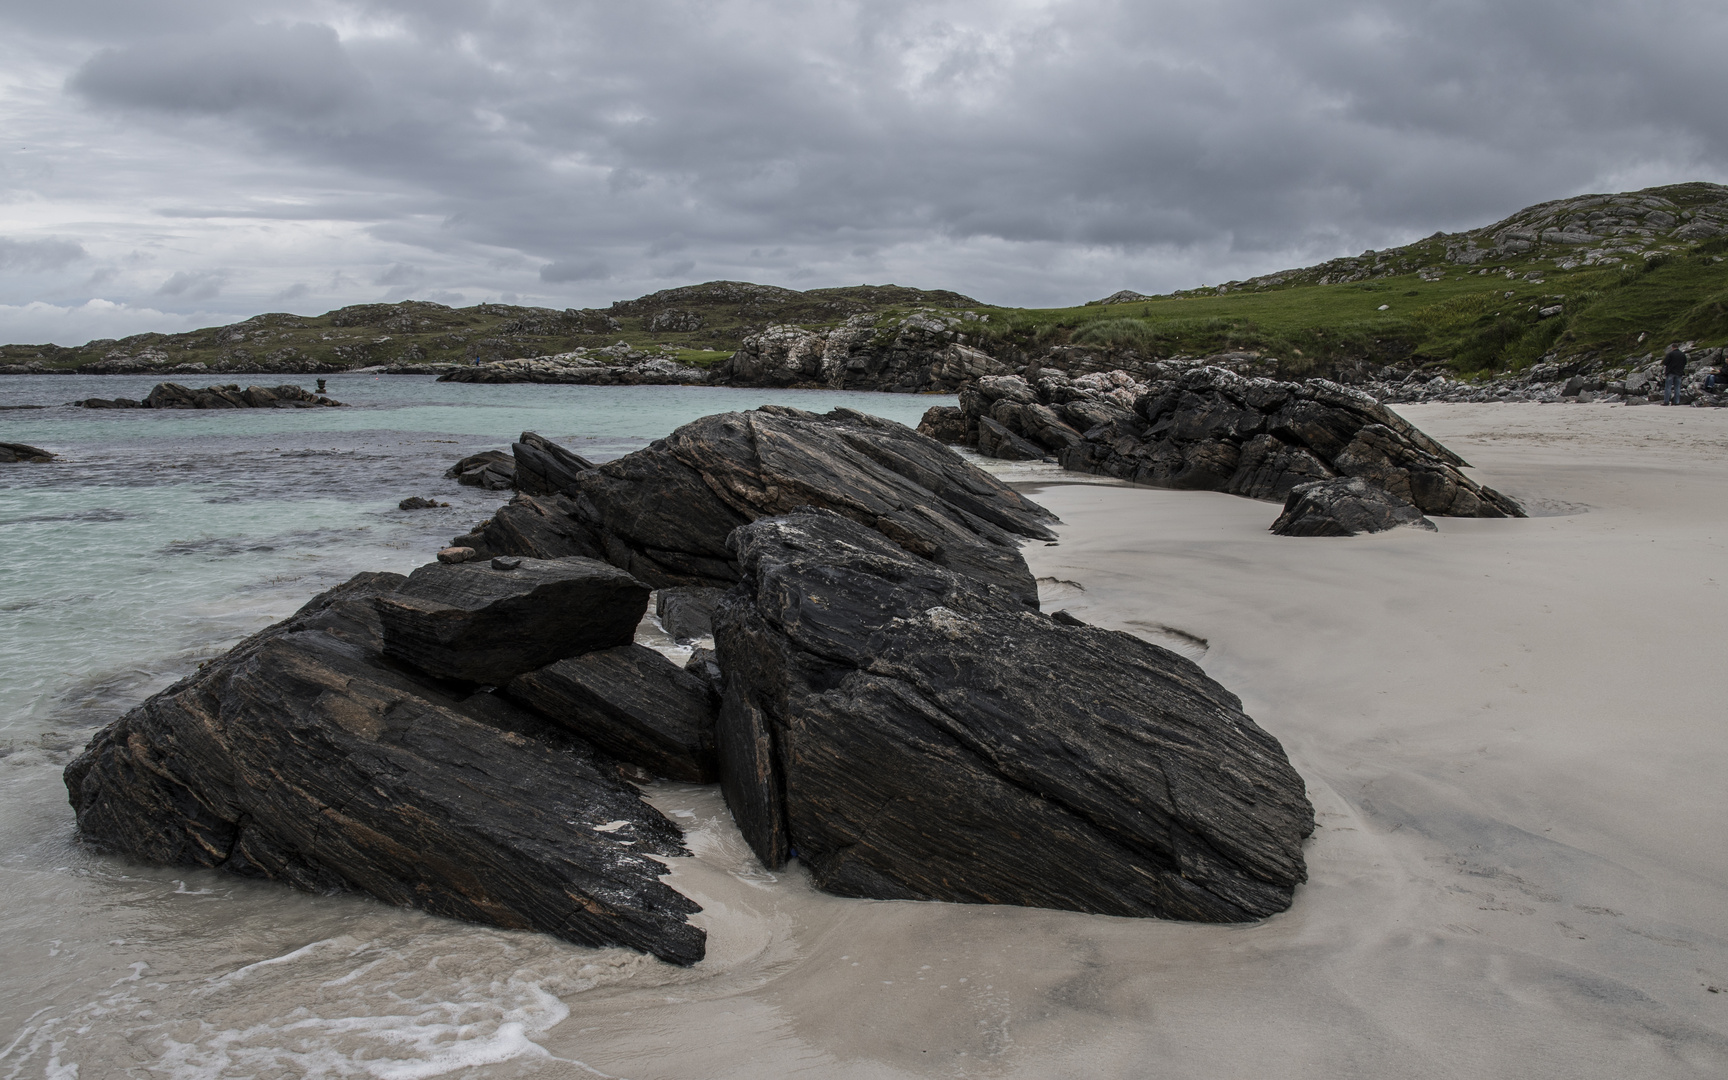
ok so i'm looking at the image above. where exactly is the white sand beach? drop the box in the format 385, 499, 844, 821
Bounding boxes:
536, 401, 1728, 1078
6, 400, 1724, 1079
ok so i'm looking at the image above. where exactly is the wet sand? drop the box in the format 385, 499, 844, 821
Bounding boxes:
6, 401, 1726, 1078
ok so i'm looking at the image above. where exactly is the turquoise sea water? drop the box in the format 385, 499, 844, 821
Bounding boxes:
0, 375, 954, 738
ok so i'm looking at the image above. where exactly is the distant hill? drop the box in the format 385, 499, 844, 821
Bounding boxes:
0, 282, 980, 375
7, 182, 1728, 379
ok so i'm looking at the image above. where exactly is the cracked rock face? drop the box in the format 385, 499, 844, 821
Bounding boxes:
479, 406, 1060, 605
712, 510, 1315, 922
63, 573, 706, 965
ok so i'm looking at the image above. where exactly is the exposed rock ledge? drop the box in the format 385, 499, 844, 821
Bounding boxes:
77, 382, 344, 409
922, 365, 1523, 527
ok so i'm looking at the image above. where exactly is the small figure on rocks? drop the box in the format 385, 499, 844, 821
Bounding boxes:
316, 379, 327, 394
1663, 343, 1688, 405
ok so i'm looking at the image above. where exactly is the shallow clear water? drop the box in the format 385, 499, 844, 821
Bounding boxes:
0, 376, 954, 1079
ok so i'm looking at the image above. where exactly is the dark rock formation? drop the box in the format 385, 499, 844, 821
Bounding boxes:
507, 645, 718, 783
0, 441, 55, 463
712, 510, 1314, 922
718, 313, 1006, 392
461, 493, 605, 562
63, 572, 705, 964
478, 406, 1059, 604
512, 431, 595, 495
656, 586, 726, 642
447, 449, 516, 489
398, 496, 449, 510
937, 366, 1522, 520
1270, 477, 1439, 536
112, 383, 344, 409
376, 557, 649, 685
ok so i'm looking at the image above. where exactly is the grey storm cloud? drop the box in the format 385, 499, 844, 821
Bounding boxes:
10, 0, 1728, 317
155, 269, 228, 300
0, 237, 88, 272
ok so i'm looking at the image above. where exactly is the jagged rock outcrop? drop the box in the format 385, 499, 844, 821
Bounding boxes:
76, 383, 343, 409
512, 431, 596, 495
376, 557, 648, 685
0, 441, 55, 463
933, 366, 1523, 520
712, 510, 1314, 921
474, 406, 1059, 603
1270, 477, 1438, 536
507, 645, 718, 783
63, 572, 706, 965
656, 586, 726, 643
718, 311, 1000, 391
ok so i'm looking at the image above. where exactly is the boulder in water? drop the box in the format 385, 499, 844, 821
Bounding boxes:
63, 573, 705, 965
0, 441, 55, 463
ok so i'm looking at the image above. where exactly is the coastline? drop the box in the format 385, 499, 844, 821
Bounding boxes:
2, 398, 1724, 1077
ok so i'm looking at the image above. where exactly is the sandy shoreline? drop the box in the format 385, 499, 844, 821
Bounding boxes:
5, 400, 1724, 1077
607, 401, 1728, 1078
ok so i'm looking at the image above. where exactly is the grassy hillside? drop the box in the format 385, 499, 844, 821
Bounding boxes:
6, 183, 1727, 378
0, 282, 980, 373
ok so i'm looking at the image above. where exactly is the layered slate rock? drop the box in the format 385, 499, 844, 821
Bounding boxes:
713, 510, 1315, 922
513, 430, 596, 495
935, 366, 1523, 520
1271, 477, 1439, 537
458, 493, 606, 562
63, 573, 705, 964
481, 406, 1060, 605
376, 556, 648, 685
656, 586, 726, 642
446, 449, 516, 490
507, 645, 719, 783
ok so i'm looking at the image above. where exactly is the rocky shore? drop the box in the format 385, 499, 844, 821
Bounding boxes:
66, 407, 1324, 963
918, 364, 1523, 536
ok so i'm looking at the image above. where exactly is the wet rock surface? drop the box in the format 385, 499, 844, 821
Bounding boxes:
1270, 477, 1438, 537
376, 556, 649, 686
63, 572, 706, 965
476, 406, 1059, 603
0, 441, 55, 462
712, 510, 1315, 921
507, 644, 719, 783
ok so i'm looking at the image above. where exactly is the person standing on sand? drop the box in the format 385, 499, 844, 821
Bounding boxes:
1662, 343, 1688, 405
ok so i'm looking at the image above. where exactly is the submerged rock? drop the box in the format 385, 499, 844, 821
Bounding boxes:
712, 510, 1314, 922
376, 556, 649, 685
63, 573, 705, 965
1270, 476, 1439, 537
0, 441, 55, 463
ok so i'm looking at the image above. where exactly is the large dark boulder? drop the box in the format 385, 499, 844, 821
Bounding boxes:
507, 645, 719, 782
63, 573, 705, 965
712, 510, 1314, 922
471, 493, 606, 561
479, 406, 1059, 605
656, 586, 727, 642
134, 383, 340, 409
943, 366, 1523, 522
512, 431, 595, 495
376, 556, 648, 685
1270, 476, 1438, 536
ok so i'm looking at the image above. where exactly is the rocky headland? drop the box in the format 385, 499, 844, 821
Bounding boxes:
76, 382, 345, 409
66, 407, 1326, 963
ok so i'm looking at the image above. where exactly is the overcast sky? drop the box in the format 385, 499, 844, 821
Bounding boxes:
2, 0, 1726, 345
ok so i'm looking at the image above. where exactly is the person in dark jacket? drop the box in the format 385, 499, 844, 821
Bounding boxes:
1662, 343, 1688, 405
